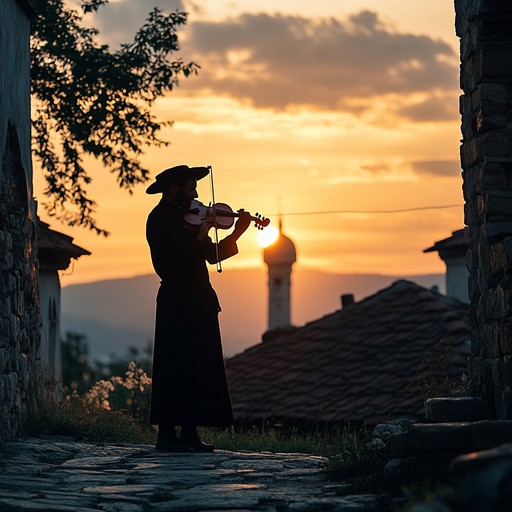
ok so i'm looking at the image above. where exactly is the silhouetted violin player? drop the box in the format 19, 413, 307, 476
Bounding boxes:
145, 164, 253, 452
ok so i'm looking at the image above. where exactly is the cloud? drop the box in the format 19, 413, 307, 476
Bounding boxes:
398, 95, 460, 122
87, 0, 185, 48
180, 10, 459, 120
410, 160, 461, 177
88, 5, 459, 121
359, 160, 462, 178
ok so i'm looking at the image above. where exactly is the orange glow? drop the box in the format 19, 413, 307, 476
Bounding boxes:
32, 0, 462, 286
257, 226, 279, 248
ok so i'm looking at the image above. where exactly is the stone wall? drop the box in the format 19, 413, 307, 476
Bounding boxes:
0, 0, 43, 443
456, 0, 512, 419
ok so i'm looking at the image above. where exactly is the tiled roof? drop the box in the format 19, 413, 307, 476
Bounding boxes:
37, 218, 90, 270
226, 280, 470, 425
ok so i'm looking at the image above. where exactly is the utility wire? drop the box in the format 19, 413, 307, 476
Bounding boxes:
266, 203, 463, 217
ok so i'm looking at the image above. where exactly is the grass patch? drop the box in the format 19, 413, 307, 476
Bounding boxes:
24, 394, 156, 444
322, 431, 393, 495
201, 424, 365, 458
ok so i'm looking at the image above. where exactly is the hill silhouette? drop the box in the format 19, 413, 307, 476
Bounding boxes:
61, 268, 444, 360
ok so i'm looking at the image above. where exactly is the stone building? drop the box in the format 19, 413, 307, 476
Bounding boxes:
0, 0, 43, 443
37, 219, 90, 394
456, 0, 512, 419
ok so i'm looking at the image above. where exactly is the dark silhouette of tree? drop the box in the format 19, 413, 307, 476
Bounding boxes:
96, 341, 153, 378
61, 331, 152, 394
30, 0, 198, 235
61, 331, 97, 393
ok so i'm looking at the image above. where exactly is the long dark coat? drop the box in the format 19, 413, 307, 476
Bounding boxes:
146, 199, 238, 427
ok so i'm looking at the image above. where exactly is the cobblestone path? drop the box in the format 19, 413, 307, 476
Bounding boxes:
0, 436, 381, 511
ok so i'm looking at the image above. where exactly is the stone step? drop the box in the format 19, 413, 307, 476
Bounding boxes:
452, 443, 512, 479
408, 422, 471, 451
386, 422, 512, 484
389, 420, 512, 457
425, 397, 496, 423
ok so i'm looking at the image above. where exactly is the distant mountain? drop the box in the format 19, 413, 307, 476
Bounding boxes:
61, 313, 151, 363
61, 269, 444, 360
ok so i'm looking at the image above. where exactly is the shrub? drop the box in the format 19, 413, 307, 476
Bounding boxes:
26, 361, 155, 444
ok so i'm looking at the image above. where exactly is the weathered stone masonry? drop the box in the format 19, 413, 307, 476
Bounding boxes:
456, 0, 512, 419
0, 0, 43, 443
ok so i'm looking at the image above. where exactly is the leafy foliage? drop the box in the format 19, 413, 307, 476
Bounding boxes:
413, 339, 467, 401
30, 334, 155, 442
86, 361, 152, 426
61, 331, 152, 393
30, 0, 199, 234
61, 331, 98, 393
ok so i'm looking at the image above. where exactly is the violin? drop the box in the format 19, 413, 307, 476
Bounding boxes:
184, 199, 270, 230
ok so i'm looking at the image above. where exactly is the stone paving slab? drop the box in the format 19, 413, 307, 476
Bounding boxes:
0, 436, 379, 511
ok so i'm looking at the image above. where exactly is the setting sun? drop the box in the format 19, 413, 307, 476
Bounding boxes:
257, 225, 279, 248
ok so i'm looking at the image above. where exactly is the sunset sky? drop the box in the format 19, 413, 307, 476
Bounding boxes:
33, 0, 464, 286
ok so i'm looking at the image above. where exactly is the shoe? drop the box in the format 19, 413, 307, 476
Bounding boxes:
179, 430, 215, 452
156, 433, 194, 452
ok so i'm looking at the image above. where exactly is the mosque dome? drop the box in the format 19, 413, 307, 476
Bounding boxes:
263, 223, 297, 265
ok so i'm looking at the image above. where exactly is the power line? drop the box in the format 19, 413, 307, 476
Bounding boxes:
266, 203, 463, 217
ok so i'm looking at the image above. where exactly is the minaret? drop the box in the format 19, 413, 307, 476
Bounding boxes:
263, 219, 297, 330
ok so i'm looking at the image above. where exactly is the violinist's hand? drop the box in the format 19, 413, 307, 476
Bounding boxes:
197, 219, 214, 241
232, 209, 252, 239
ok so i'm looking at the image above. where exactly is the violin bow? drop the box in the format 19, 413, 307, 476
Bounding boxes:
207, 164, 222, 273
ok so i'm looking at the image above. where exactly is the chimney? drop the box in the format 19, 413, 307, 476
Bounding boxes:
341, 294, 354, 308
423, 229, 468, 303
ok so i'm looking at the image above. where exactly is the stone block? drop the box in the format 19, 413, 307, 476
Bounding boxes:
481, 136, 512, 168
452, 442, 512, 479
478, 82, 510, 107
408, 423, 472, 451
416, 450, 467, 481
461, 48, 485, 91
0, 348, 9, 373
502, 324, 512, 353
477, 194, 486, 218
461, 139, 480, 169
2, 252, 13, 271
468, 356, 494, 399
487, 319, 512, 356
488, 242, 506, 288
383, 457, 416, 484
389, 432, 409, 458
495, 385, 512, 420
491, 358, 504, 389
5, 232, 12, 251
503, 356, 512, 385
477, 114, 508, 134
463, 202, 474, 229
460, 95, 474, 140
471, 420, 512, 449
455, 0, 478, 42
485, 191, 512, 217
481, 42, 512, 78
483, 286, 510, 320
425, 397, 496, 423
481, 162, 510, 193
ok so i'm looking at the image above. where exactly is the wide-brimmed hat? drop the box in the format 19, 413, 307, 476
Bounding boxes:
145, 165, 209, 194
